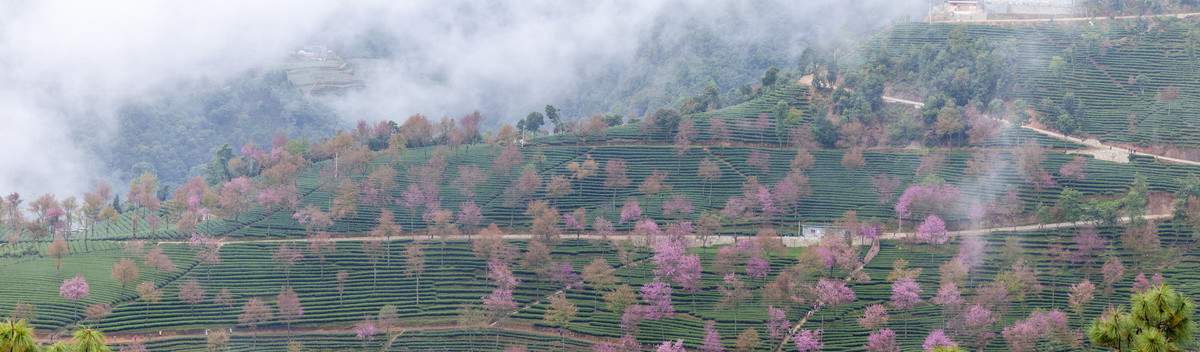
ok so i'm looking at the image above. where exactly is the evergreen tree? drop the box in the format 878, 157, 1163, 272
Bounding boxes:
1089, 284, 1195, 351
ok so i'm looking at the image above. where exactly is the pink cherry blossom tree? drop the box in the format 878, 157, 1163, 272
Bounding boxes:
190, 232, 222, 282
957, 235, 986, 269
814, 278, 855, 325
931, 282, 964, 319
655, 339, 684, 352
793, 329, 823, 352
1102, 256, 1126, 297
1001, 310, 1069, 352
60, 274, 89, 317
1132, 272, 1164, 293
1068, 279, 1096, 322
593, 216, 615, 244
891, 276, 922, 337
620, 198, 642, 224
871, 174, 903, 205
482, 289, 518, 324
355, 317, 377, 348
661, 195, 694, 220
277, 285, 304, 336
746, 256, 771, 280
917, 215, 948, 245
177, 278, 206, 313
620, 304, 647, 334
959, 304, 996, 349
700, 321, 724, 352
271, 243, 305, 284
766, 306, 790, 342
455, 165, 487, 197
894, 183, 960, 228
1070, 226, 1106, 267
550, 262, 583, 290
708, 118, 730, 145
605, 159, 631, 206
144, 246, 177, 283
718, 274, 751, 330
457, 201, 484, 237
641, 278, 675, 321
857, 304, 889, 330
747, 150, 771, 174
922, 329, 957, 352
1059, 155, 1088, 181
772, 177, 803, 222
864, 328, 898, 352
488, 258, 521, 291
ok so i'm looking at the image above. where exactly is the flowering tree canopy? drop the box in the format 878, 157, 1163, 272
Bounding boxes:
793, 329, 823, 352
60, 274, 89, 301
917, 215, 948, 245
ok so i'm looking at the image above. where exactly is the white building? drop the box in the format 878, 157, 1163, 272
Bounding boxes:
799, 225, 848, 240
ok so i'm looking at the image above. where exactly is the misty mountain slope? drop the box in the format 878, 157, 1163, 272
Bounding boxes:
559, 15, 793, 118
76, 81, 1195, 244
16, 77, 1200, 351
99, 71, 342, 186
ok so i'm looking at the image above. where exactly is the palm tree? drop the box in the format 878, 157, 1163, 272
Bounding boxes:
72, 327, 111, 352
0, 319, 38, 352
43, 342, 71, 352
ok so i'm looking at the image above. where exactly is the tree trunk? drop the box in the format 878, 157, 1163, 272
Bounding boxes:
734, 306, 739, 331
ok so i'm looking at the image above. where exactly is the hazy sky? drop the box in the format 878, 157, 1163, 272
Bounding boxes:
0, 0, 924, 197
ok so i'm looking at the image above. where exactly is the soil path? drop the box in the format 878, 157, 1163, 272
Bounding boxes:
158, 212, 1171, 249
861, 86, 1199, 165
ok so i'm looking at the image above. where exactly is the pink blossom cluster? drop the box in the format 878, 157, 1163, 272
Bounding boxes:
640, 278, 675, 320
1001, 310, 1069, 352
793, 329, 823, 352
922, 329, 957, 352
894, 183, 960, 220
620, 198, 643, 223
60, 274, 90, 301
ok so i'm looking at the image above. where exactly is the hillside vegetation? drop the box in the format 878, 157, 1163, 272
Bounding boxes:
11, 14, 1200, 352
870, 18, 1200, 157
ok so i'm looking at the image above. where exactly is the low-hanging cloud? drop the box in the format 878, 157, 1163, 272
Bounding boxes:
0, 0, 924, 197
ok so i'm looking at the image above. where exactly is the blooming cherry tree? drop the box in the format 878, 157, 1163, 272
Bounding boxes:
640, 278, 675, 321
793, 329, 823, 352
864, 328, 898, 352
620, 198, 643, 224
917, 215, 948, 245
61, 274, 89, 317
858, 304, 889, 330
923, 329, 957, 352
700, 320, 724, 352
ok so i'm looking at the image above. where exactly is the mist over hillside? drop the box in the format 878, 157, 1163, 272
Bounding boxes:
14, 2, 1200, 351
0, 0, 923, 196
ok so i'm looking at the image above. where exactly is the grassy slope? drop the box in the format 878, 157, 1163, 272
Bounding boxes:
877, 18, 1200, 150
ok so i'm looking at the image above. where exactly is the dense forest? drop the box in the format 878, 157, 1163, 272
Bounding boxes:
97, 71, 340, 188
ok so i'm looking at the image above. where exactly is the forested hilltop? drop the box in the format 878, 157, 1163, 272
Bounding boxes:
89, 5, 808, 190
12, 12, 1200, 352
95, 70, 341, 187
